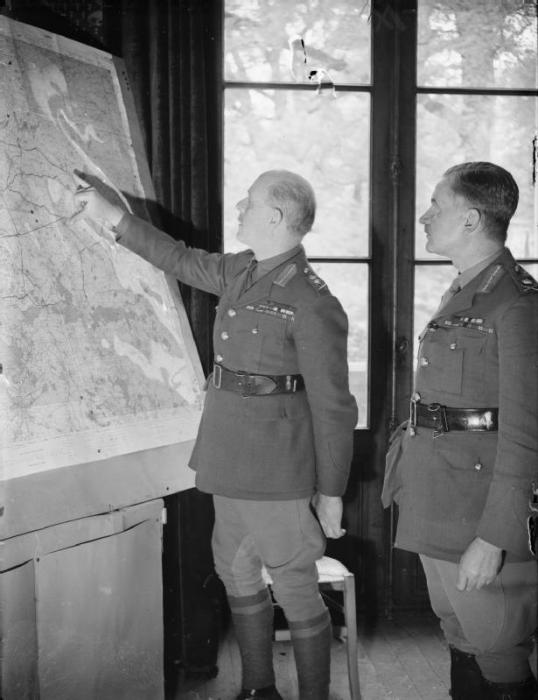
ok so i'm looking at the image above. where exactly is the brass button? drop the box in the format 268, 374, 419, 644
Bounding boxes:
228, 308, 236, 317
221, 331, 229, 340
420, 357, 429, 367
216, 354, 224, 362
412, 392, 421, 402
474, 462, 482, 471
450, 342, 457, 350
251, 328, 259, 334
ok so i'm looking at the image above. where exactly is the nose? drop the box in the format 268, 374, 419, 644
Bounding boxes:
236, 197, 247, 212
419, 207, 432, 224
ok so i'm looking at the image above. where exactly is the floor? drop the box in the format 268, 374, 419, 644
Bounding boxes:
173, 611, 452, 700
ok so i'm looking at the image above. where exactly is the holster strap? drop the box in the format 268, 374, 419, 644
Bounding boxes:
413, 401, 498, 433
212, 363, 304, 397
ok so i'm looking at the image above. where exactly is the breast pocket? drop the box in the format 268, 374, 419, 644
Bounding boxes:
256, 314, 288, 366
420, 329, 488, 397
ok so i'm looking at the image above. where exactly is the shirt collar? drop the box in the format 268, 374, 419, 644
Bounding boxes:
457, 247, 504, 289
254, 244, 303, 278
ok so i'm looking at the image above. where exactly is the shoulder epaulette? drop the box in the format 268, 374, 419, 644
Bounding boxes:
507, 263, 538, 293
302, 265, 328, 293
477, 264, 505, 294
274, 263, 297, 287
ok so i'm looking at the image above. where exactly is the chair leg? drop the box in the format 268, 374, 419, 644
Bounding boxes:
342, 573, 361, 700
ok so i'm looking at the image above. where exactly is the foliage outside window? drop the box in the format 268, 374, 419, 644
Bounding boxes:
224, 0, 372, 428
414, 0, 537, 342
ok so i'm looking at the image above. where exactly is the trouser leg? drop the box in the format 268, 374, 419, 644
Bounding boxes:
212, 496, 276, 690
213, 496, 330, 700
212, 495, 330, 699
259, 500, 329, 700
421, 556, 538, 689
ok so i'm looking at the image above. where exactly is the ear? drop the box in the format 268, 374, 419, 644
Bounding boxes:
463, 207, 481, 232
270, 206, 283, 226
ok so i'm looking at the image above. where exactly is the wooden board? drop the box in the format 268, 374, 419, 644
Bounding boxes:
1, 500, 165, 700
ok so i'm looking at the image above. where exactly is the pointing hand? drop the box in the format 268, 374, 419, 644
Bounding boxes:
72, 170, 125, 227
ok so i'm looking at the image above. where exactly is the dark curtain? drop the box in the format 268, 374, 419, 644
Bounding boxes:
107, 0, 224, 687
115, 0, 221, 372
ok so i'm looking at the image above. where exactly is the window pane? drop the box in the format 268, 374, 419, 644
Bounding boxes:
414, 264, 455, 358
224, 0, 371, 85
311, 263, 369, 429
522, 263, 538, 280
224, 89, 370, 257
418, 0, 537, 89
415, 94, 538, 259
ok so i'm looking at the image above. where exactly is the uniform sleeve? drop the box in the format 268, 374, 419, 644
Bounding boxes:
293, 294, 358, 496
476, 292, 538, 557
115, 213, 245, 296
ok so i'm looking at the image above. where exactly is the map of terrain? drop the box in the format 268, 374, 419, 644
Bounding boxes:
0, 19, 204, 480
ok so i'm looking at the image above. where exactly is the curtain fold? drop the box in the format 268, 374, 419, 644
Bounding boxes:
118, 0, 221, 374
113, 0, 223, 684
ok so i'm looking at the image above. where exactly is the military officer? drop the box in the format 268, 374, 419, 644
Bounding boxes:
383, 162, 538, 700
73, 169, 358, 700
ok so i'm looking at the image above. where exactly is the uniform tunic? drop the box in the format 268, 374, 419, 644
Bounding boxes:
383, 247, 538, 563
115, 214, 358, 500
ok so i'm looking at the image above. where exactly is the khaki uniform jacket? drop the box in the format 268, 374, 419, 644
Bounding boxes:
115, 214, 358, 500
382, 248, 538, 562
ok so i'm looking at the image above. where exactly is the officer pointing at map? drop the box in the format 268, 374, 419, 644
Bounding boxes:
73, 168, 357, 700
382, 162, 538, 700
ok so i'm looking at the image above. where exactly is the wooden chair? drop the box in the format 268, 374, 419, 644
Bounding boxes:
261, 556, 361, 700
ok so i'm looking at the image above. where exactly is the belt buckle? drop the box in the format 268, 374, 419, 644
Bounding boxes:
479, 410, 495, 431
213, 363, 222, 389
286, 375, 297, 392
236, 371, 253, 398
428, 402, 448, 436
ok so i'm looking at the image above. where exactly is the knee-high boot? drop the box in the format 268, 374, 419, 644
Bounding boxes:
449, 645, 486, 699
228, 589, 277, 692
289, 609, 332, 700
483, 676, 538, 699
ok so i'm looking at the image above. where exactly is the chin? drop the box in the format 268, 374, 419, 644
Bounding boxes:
425, 238, 441, 255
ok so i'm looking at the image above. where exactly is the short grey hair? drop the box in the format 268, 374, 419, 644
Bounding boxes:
263, 170, 316, 236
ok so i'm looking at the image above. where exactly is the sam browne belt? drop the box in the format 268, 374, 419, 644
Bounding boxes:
212, 363, 304, 397
411, 399, 498, 433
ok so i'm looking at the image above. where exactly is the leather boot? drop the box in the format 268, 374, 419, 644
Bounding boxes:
483, 676, 538, 699
235, 685, 283, 699
449, 645, 486, 699
289, 610, 331, 700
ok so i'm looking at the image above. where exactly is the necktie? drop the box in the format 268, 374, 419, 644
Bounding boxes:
242, 258, 257, 293
437, 276, 461, 312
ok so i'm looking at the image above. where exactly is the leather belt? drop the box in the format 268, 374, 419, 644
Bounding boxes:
411, 400, 498, 433
212, 363, 304, 397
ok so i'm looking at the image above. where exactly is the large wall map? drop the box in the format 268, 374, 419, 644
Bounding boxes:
0, 18, 205, 483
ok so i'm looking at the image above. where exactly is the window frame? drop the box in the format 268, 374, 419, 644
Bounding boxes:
222, 4, 376, 430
